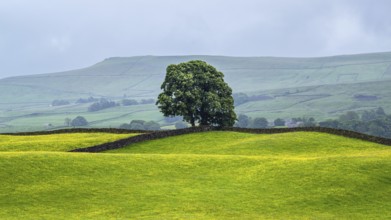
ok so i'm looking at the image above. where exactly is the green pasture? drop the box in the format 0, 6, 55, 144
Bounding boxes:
0, 131, 390, 219
238, 79, 391, 121
0, 104, 163, 133
108, 131, 389, 157
0, 133, 138, 152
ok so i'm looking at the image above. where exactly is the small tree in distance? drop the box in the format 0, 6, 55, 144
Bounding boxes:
70, 116, 88, 127
64, 118, 72, 127
251, 117, 268, 128
237, 114, 250, 128
156, 60, 236, 127
274, 118, 285, 126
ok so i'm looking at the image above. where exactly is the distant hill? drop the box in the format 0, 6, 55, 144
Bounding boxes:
2, 52, 391, 103
1, 52, 391, 132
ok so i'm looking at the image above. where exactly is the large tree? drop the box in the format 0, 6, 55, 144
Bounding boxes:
156, 60, 236, 127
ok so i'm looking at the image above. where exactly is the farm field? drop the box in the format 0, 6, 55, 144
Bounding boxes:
1, 131, 391, 219
0, 104, 162, 133
237, 79, 391, 120
2, 52, 391, 132
1, 78, 391, 133
0, 132, 139, 152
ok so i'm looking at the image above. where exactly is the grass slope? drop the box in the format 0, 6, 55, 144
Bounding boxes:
1, 131, 390, 219
2, 52, 391, 132
107, 131, 390, 156
2, 52, 391, 102
0, 133, 138, 152
2, 78, 391, 133
0, 104, 162, 133
238, 79, 391, 120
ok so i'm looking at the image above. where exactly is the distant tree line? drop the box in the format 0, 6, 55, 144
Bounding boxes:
291, 117, 317, 127
51, 97, 156, 112
88, 98, 155, 112
76, 97, 99, 104
235, 115, 310, 128
119, 120, 160, 130
119, 117, 189, 131
318, 107, 391, 138
235, 107, 391, 138
122, 99, 138, 106
235, 115, 319, 129
122, 98, 155, 106
88, 98, 118, 112
235, 115, 269, 128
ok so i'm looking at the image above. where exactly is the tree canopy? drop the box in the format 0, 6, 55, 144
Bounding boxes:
70, 116, 88, 127
156, 60, 236, 127
251, 117, 268, 128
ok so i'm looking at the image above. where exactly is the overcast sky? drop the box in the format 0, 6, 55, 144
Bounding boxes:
1, 0, 391, 78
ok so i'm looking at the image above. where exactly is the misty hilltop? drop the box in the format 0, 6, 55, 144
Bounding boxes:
1, 52, 391, 103
1, 52, 391, 132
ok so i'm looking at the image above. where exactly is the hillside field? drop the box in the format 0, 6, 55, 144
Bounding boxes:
0, 133, 139, 152
1, 131, 391, 219
2, 78, 391, 133
1, 52, 391, 132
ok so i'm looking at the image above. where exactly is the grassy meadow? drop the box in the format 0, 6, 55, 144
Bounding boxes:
1, 131, 391, 219
108, 131, 390, 156
0, 133, 138, 152
237, 79, 391, 120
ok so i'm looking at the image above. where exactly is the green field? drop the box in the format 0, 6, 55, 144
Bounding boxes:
237, 79, 391, 120
0, 133, 138, 152
1, 131, 390, 219
1, 52, 391, 132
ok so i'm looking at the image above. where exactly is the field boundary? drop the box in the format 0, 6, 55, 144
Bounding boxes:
1, 128, 151, 136
69, 126, 391, 153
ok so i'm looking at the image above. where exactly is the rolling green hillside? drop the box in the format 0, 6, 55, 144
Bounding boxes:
237, 79, 391, 119
1, 131, 390, 219
2, 52, 391, 103
107, 131, 390, 156
2, 52, 391, 132
0, 133, 138, 152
